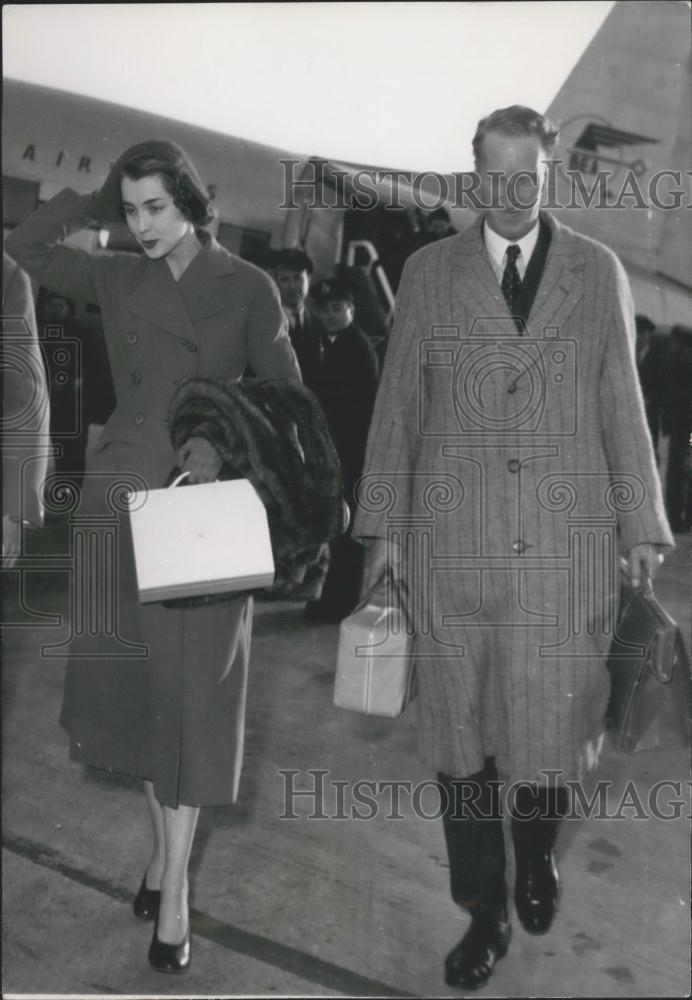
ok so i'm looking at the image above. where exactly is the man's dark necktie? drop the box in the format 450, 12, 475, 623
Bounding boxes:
501, 244, 522, 315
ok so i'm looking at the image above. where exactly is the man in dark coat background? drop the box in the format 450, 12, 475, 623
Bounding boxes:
661, 324, 692, 532
273, 248, 324, 390
421, 206, 459, 244
306, 277, 380, 620
634, 313, 666, 461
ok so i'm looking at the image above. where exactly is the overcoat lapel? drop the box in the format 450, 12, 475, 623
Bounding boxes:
528, 214, 586, 333
449, 219, 508, 326
447, 213, 585, 335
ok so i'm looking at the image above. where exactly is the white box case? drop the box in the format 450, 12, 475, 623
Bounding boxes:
128, 478, 274, 603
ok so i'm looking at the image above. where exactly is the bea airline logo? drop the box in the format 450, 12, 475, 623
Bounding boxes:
558, 114, 660, 182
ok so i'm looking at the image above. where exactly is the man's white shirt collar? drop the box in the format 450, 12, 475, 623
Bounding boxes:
483, 220, 540, 282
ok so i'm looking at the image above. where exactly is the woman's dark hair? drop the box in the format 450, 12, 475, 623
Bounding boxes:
119, 148, 215, 228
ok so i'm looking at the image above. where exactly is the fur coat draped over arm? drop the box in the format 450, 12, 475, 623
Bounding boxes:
168, 377, 347, 601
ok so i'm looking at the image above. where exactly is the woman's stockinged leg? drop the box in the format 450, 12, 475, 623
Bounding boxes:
157, 802, 200, 944
143, 780, 165, 889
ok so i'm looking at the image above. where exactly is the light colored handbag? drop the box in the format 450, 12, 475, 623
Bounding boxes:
334, 573, 415, 718
127, 472, 274, 604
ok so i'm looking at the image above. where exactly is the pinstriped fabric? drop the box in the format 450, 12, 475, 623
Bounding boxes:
354, 212, 674, 784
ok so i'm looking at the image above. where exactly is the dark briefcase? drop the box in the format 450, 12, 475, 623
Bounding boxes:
606, 568, 691, 753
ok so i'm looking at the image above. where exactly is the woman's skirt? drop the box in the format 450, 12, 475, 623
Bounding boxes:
58, 442, 252, 808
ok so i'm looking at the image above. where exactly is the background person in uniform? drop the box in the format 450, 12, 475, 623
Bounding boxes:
6, 140, 301, 975
306, 276, 380, 621
661, 324, 692, 532
426, 206, 459, 242
416, 206, 459, 247
2, 252, 50, 564
634, 313, 666, 461
354, 105, 672, 990
273, 248, 324, 390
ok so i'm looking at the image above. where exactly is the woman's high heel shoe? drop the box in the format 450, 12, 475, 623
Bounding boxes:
148, 922, 191, 974
133, 875, 161, 921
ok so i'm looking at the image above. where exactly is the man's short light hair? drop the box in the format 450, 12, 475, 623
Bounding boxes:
472, 105, 560, 168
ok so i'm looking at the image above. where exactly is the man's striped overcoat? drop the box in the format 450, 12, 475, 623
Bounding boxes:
353, 212, 673, 783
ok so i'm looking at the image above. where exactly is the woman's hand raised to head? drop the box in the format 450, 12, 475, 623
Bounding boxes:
177, 437, 222, 484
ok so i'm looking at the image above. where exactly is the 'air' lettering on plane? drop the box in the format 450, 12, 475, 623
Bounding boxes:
20, 145, 92, 172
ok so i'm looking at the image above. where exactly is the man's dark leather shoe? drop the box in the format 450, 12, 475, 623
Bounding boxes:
444, 909, 511, 990
514, 849, 559, 934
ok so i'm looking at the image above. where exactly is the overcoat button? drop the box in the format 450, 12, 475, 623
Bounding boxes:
134, 413, 145, 425
126, 332, 138, 345
507, 459, 521, 473
512, 539, 527, 554
184, 340, 198, 353
130, 371, 142, 385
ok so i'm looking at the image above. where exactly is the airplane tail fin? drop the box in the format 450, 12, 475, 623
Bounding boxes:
546, 0, 691, 320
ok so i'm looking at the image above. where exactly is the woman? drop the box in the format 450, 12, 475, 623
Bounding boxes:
6, 141, 301, 974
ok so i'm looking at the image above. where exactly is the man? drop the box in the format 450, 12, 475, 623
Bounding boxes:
634, 313, 665, 460
307, 277, 379, 620
2, 252, 50, 564
661, 324, 692, 532
353, 106, 672, 989
273, 248, 323, 389
425, 206, 459, 242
